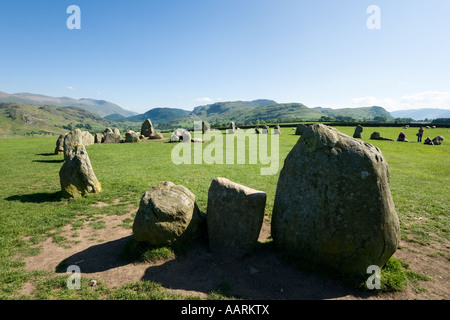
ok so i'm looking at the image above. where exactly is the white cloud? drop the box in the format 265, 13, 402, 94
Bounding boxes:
195, 97, 213, 103
348, 91, 450, 111
66, 86, 76, 90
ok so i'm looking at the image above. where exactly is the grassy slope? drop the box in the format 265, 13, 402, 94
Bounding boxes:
0, 126, 448, 298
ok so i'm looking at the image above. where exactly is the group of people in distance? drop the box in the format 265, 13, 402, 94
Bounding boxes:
397, 127, 434, 145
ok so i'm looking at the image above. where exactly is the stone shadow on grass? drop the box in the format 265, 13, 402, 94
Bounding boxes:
140, 240, 374, 300
32, 159, 64, 164
55, 236, 133, 274
5, 191, 62, 203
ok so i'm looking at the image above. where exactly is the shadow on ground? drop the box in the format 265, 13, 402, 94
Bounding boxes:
54, 235, 375, 300
5, 191, 62, 203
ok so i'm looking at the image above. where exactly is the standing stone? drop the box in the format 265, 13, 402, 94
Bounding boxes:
229, 122, 236, 134
274, 125, 281, 135
202, 121, 211, 134
59, 144, 102, 198
261, 125, 269, 134
271, 124, 400, 276
353, 125, 363, 139
94, 133, 103, 144
132, 182, 205, 246
63, 129, 83, 160
141, 119, 155, 137
432, 136, 444, 145
81, 131, 95, 146
295, 124, 307, 135
125, 130, 140, 143
54, 133, 67, 155
207, 178, 267, 258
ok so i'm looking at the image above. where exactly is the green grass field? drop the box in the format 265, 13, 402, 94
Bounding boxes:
0, 125, 448, 299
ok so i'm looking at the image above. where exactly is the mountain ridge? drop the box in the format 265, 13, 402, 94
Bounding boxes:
0, 91, 137, 118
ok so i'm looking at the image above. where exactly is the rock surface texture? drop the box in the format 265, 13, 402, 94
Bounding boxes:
207, 178, 267, 259
271, 124, 400, 276
132, 182, 205, 246
59, 144, 102, 198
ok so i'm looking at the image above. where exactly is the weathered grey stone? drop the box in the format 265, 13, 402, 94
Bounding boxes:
432, 135, 444, 145
229, 122, 236, 134
55, 133, 67, 155
63, 129, 83, 160
103, 132, 123, 144
207, 178, 267, 258
370, 132, 394, 141
202, 121, 211, 134
81, 131, 95, 146
94, 133, 103, 144
171, 129, 191, 143
141, 119, 155, 137
59, 144, 102, 199
272, 124, 400, 276
295, 124, 307, 135
112, 128, 121, 136
353, 125, 363, 139
132, 181, 205, 246
148, 132, 164, 140
125, 130, 140, 143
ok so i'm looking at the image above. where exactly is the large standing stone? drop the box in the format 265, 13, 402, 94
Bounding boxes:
59, 144, 102, 198
63, 129, 83, 160
353, 125, 363, 139
54, 133, 67, 155
132, 182, 205, 246
207, 178, 267, 258
271, 124, 400, 276
432, 136, 444, 145
141, 119, 155, 137
229, 122, 236, 134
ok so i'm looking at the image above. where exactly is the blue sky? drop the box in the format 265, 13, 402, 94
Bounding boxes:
1, 0, 450, 113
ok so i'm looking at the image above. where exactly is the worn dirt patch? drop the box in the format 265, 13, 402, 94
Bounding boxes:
21, 211, 449, 300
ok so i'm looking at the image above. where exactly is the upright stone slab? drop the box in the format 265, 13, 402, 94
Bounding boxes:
353, 125, 363, 139
63, 129, 83, 160
207, 178, 267, 258
295, 124, 307, 135
141, 119, 155, 137
271, 124, 400, 276
81, 131, 95, 146
54, 133, 67, 155
132, 182, 205, 246
202, 121, 211, 134
59, 144, 102, 198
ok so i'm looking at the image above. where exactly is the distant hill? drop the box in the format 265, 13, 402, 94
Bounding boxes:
390, 108, 450, 120
123, 107, 190, 123
143, 100, 394, 129
0, 102, 117, 136
0, 91, 137, 118
315, 106, 394, 121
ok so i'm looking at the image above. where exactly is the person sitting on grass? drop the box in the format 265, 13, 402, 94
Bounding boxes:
424, 137, 434, 145
397, 131, 406, 142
